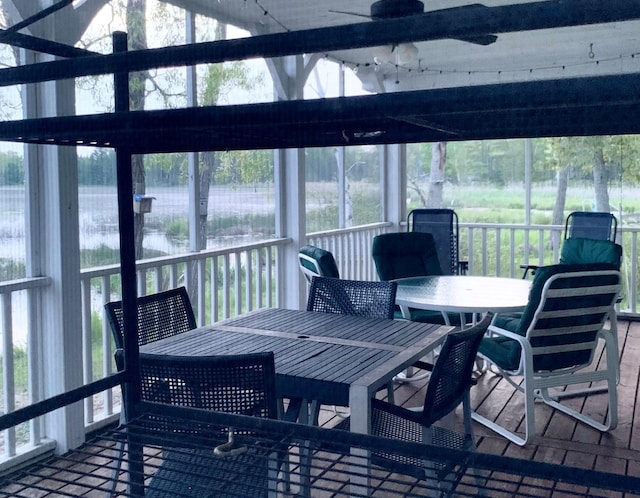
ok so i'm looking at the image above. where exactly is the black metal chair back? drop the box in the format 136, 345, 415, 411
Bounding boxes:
565, 211, 617, 242
306, 276, 397, 319
105, 286, 196, 351
407, 208, 467, 275
420, 315, 490, 425
138, 352, 279, 497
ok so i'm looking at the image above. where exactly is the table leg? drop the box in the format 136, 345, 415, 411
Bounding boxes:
349, 385, 371, 496
295, 399, 317, 498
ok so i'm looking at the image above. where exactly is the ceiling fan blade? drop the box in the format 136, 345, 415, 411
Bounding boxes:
328, 10, 372, 19
452, 34, 498, 46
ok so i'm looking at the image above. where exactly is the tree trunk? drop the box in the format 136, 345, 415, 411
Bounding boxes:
199, 151, 218, 248
197, 23, 227, 250
127, 0, 148, 261
593, 149, 610, 212
551, 166, 569, 251
427, 142, 446, 208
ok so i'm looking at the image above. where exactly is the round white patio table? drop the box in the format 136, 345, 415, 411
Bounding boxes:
393, 275, 532, 384
394, 275, 532, 328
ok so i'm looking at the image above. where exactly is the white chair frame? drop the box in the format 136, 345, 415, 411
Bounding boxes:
473, 269, 621, 446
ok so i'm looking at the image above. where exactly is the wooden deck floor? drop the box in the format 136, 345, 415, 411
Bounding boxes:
2, 318, 639, 497
314, 317, 640, 496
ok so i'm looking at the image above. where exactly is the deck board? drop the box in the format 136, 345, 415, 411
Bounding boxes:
1, 318, 639, 497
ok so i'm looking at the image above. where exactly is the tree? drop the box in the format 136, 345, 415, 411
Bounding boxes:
125, 0, 149, 260
75, 2, 260, 255
197, 21, 263, 249
427, 142, 446, 207
549, 136, 634, 214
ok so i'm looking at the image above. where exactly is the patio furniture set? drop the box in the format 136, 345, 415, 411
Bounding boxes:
0, 209, 629, 496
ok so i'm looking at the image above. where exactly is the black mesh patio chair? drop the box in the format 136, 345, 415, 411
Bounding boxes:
104, 288, 200, 495
137, 352, 281, 498
104, 286, 197, 369
306, 276, 396, 319
306, 276, 397, 418
474, 265, 621, 446
333, 314, 491, 496
407, 208, 468, 275
298, 245, 340, 282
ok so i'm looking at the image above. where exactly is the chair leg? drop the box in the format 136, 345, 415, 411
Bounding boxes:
471, 367, 535, 446
105, 440, 124, 498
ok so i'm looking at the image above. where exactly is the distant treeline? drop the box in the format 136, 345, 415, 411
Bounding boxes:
0, 149, 187, 187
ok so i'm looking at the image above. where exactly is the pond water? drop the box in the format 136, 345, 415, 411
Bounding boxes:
1, 184, 277, 260
1, 184, 277, 347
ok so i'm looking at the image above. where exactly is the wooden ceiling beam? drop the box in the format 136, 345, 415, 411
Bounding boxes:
1, 0, 640, 86
0, 72, 638, 151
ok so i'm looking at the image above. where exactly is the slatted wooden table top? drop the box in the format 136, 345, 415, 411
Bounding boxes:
142, 308, 450, 406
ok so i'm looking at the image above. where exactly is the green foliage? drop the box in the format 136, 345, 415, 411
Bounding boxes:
164, 218, 188, 239
208, 213, 275, 238
307, 205, 338, 233
216, 150, 272, 185
0, 151, 24, 185
146, 153, 189, 186
306, 148, 337, 182
0, 258, 25, 280
78, 149, 116, 185
351, 183, 381, 225
80, 244, 121, 268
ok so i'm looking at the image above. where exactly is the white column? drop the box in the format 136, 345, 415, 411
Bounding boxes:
24, 61, 84, 453
270, 55, 308, 310
382, 143, 407, 228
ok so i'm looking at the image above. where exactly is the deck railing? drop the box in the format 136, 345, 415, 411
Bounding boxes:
0, 222, 637, 467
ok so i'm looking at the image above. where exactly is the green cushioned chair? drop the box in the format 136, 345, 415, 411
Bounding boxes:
520, 212, 619, 278
559, 237, 623, 382
473, 263, 621, 446
298, 245, 340, 282
372, 232, 462, 325
559, 237, 622, 268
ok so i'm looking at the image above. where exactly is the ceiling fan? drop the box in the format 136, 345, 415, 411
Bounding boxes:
331, 0, 498, 47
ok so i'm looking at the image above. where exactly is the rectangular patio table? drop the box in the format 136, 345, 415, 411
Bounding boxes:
142, 307, 451, 494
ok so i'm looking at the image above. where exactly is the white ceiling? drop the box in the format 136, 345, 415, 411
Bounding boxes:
161, 0, 640, 93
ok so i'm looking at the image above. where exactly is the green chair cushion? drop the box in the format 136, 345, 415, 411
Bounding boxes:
559, 237, 622, 269
372, 232, 442, 281
404, 309, 469, 326
299, 245, 340, 278
479, 262, 619, 371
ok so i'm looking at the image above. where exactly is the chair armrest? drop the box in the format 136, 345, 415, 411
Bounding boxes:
482, 324, 533, 374
519, 264, 538, 279
412, 360, 434, 372
371, 398, 426, 426
458, 261, 469, 275
487, 324, 528, 343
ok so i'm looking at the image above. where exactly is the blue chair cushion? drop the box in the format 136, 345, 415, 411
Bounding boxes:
299, 245, 340, 278
479, 262, 619, 371
559, 238, 622, 269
